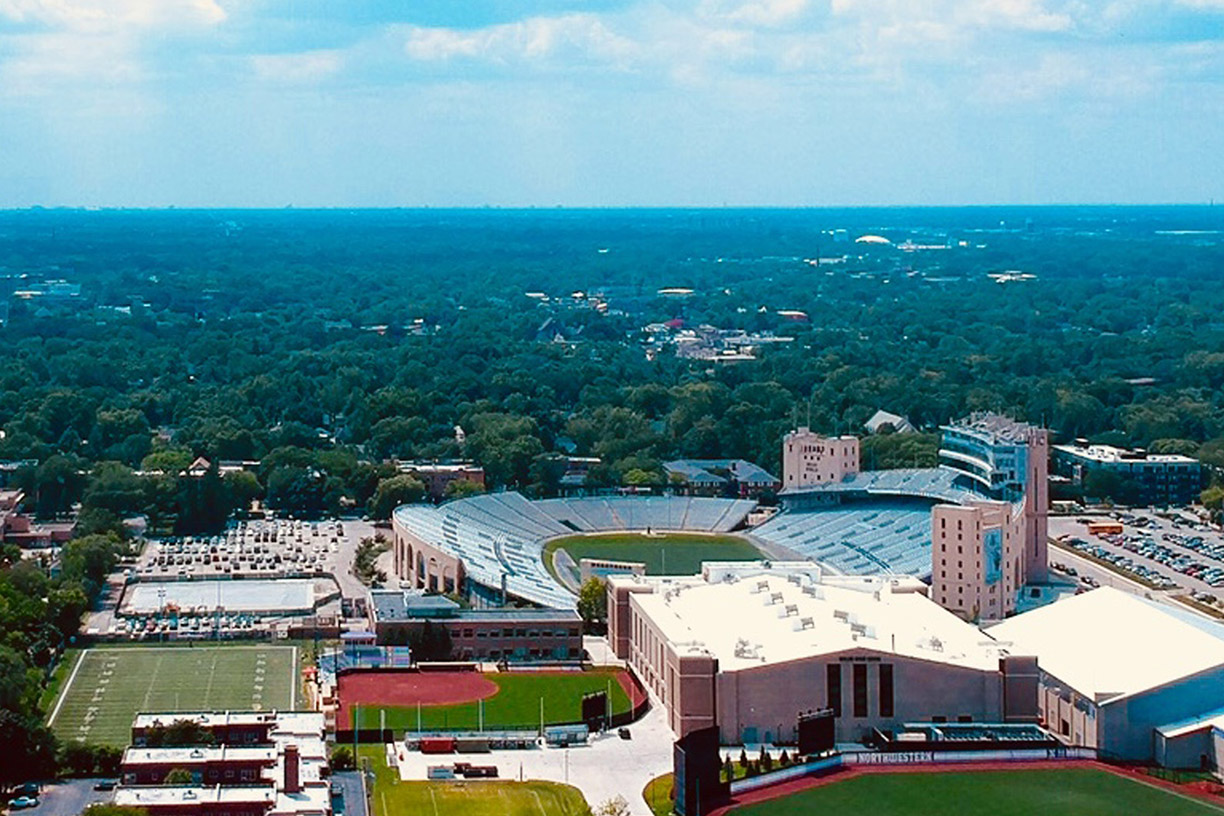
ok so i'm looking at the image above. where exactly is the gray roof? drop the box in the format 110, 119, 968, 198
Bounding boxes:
663, 459, 779, 486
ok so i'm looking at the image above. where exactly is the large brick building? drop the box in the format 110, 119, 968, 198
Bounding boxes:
607, 562, 1039, 743
116, 712, 329, 816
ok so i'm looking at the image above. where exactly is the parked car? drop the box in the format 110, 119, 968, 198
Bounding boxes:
9, 796, 39, 809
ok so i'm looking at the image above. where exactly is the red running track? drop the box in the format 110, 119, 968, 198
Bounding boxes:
336, 670, 498, 729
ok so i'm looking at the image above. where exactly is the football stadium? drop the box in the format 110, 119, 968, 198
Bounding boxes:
391, 492, 759, 608
391, 414, 1049, 626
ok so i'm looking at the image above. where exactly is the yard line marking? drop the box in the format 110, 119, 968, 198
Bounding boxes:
203, 650, 219, 707
428, 786, 439, 816
47, 650, 87, 726
141, 653, 165, 711
290, 645, 298, 709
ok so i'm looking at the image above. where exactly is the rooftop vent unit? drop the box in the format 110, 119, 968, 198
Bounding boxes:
833, 609, 850, 622
795, 616, 815, 631
753, 580, 769, 594
783, 604, 799, 618
768, 592, 784, 605
787, 574, 802, 585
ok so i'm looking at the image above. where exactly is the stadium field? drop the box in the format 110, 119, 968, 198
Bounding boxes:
361, 746, 589, 816
545, 532, 763, 576
342, 668, 640, 731
728, 768, 1224, 816
47, 645, 298, 747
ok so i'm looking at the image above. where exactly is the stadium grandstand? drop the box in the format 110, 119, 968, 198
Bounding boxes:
391, 492, 757, 609
756, 415, 1049, 622
751, 469, 979, 577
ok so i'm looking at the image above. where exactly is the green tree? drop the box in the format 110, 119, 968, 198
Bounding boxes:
164, 768, 194, 785
577, 577, 607, 634
368, 475, 426, 520
443, 479, 485, 499
81, 805, 148, 816
329, 745, 355, 771
0, 710, 58, 791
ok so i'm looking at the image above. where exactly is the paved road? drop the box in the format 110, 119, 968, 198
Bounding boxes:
391, 702, 675, 815
330, 771, 367, 816
29, 779, 113, 816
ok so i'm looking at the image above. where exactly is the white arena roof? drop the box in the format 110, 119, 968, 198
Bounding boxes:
616, 563, 1004, 672
124, 579, 316, 615
988, 587, 1224, 703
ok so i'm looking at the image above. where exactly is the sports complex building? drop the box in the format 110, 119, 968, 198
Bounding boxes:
606, 561, 1041, 744
391, 492, 756, 608
388, 413, 1224, 771
754, 412, 1049, 622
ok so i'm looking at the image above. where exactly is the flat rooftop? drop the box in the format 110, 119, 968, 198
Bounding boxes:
988, 587, 1224, 703
370, 590, 579, 623
123, 579, 316, 615
615, 563, 1004, 672
132, 710, 325, 734
1053, 443, 1198, 465
942, 412, 1038, 444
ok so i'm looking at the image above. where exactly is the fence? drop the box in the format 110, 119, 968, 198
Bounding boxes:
729, 745, 1100, 795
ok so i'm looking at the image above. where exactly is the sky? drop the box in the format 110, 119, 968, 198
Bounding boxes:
0, 0, 1223, 207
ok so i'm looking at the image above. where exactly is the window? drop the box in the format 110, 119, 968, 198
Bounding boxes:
878, 664, 894, 718
826, 664, 842, 716
853, 664, 868, 718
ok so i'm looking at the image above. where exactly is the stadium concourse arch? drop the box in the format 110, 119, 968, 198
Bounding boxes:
391, 492, 758, 608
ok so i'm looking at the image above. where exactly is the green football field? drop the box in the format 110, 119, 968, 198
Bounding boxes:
47, 645, 298, 747
361, 746, 589, 816
346, 669, 634, 732
730, 769, 1224, 816
545, 531, 764, 576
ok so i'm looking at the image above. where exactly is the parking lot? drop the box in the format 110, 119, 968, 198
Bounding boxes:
130, 518, 377, 597
14, 779, 115, 816
1050, 509, 1224, 610
135, 519, 346, 580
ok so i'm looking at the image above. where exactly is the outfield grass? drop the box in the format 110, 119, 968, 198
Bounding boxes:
349, 669, 633, 732
545, 532, 763, 576
360, 745, 589, 816
47, 645, 298, 747
731, 769, 1224, 816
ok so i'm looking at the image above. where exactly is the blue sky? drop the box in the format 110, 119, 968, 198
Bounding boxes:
0, 0, 1222, 206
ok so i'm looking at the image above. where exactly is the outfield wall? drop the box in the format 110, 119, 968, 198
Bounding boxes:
729, 746, 1099, 795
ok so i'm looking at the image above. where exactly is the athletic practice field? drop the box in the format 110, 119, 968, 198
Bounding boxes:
361, 746, 589, 816
545, 532, 763, 576
728, 768, 1224, 816
340, 668, 641, 731
48, 645, 298, 747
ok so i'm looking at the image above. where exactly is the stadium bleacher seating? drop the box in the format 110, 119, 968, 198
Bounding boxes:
393, 493, 757, 609
751, 500, 935, 578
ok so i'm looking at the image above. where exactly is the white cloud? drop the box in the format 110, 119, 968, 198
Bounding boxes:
831, 0, 1072, 33
0, 0, 226, 30
251, 50, 344, 84
402, 14, 638, 68
699, 0, 811, 27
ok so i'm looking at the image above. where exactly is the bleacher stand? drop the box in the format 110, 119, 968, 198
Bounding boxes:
392, 493, 757, 610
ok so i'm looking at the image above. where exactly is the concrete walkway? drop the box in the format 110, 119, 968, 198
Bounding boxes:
390, 703, 675, 815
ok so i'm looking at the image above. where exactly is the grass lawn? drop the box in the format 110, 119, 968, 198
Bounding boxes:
360, 745, 590, 816
643, 773, 674, 816
731, 769, 1224, 816
47, 644, 298, 747
349, 669, 633, 732
545, 532, 763, 576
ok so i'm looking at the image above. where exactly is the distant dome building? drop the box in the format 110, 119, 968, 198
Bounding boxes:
855, 234, 892, 244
